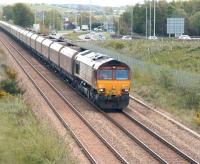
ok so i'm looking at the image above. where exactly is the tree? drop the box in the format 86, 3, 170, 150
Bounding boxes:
189, 11, 200, 35
2, 5, 13, 21
114, 0, 200, 36
78, 12, 97, 28
44, 9, 62, 31
12, 3, 34, 27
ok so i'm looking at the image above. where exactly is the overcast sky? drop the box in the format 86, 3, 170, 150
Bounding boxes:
1, 0, 151, 7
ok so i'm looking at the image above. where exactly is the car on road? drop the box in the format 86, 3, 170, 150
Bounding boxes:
148, 36, 158, 40
122, 35, 132, 40
177, 35, 191, 40
85, 34, 91, 40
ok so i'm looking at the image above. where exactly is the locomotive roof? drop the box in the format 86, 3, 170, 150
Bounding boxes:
75, 51, 114, 70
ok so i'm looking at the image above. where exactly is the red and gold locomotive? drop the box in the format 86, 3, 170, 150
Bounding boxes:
0, 21, 131, 110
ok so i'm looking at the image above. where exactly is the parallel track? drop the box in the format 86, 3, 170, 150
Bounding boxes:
122, 111, 198, 163
0, 36, 128, 164
130, 95, 200, 140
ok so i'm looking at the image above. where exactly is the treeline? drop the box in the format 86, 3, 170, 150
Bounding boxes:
3, 3, 34, 27
118, 0, 200, 36
2, 3, 62, 32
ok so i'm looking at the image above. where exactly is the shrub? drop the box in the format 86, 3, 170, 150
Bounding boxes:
0, 79, 22, 95
0, 90, 9, 98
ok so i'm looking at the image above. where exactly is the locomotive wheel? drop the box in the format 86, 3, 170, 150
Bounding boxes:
89, 89, 96, 102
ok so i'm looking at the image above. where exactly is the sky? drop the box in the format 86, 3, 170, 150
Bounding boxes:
0, 0, 148, 7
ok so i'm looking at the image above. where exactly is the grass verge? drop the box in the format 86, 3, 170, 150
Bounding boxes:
0, 55, 77, 163
0, 96, 76, 164
133, 68, 200, 132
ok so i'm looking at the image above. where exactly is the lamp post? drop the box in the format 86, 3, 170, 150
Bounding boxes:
149, 0, 151, 36
146, 1, 148, 39
153, 0, 156, 36
131, 6, 133, 38
34, 10, 37, 24
89, 0, 92, 31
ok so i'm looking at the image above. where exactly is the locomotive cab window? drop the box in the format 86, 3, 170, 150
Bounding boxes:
75, 63, 80, 74
115, 69, 129, 80
98, 70, 112, 80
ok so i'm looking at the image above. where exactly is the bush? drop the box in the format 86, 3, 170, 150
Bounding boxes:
0, 79, 23, 95
0, 65, 24, 96
0, 90, 9, 98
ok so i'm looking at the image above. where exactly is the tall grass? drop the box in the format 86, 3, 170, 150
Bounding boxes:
0, 96, 77, 164
98, 39, 200, 74
0, 62, 77, 163
133, 68, 200, 130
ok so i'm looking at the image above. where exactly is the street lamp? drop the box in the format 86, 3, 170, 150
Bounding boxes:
89, 0, 92, 31
153, 0, 156, 36
131, 6, 133, 38
146, 1, 148, 38
149, 0, 151, 36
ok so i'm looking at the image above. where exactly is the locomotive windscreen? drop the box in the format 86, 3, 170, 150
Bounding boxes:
115, 69, 129, 80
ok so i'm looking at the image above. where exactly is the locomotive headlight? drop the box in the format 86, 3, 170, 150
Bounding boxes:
99, 88, 105, 92
122, 87, 129, 92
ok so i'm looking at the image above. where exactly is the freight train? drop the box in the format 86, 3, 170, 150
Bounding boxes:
0, 21, 131, 110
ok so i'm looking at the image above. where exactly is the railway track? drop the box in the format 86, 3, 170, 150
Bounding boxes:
1, 32, 199, 163
0, 35, 127, 164
121, 111, 198, 163
128, 95, 200, 162
130, 95, 200, 140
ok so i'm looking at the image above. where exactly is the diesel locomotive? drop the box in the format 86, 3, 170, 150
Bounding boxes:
0, 21, 131, 110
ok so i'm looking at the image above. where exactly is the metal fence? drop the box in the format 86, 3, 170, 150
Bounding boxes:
73, 41, 200, 90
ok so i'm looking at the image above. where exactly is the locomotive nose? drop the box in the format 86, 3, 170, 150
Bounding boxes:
97, 80, 131, 96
